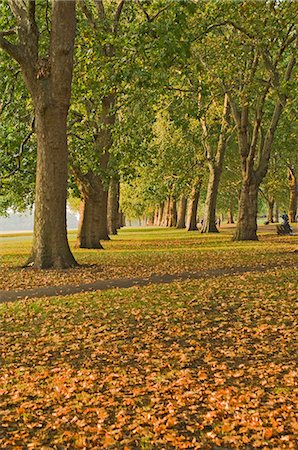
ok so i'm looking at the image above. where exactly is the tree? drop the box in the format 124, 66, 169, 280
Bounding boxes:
69, 1, 123, 248
176, 196, 187, 228
70, 0, 183, 247
200, 93, 232, 233
198, 2, 297, 240
261, 108, 298, 223
288, 165, 297, 222
229, 6, 297, 240
0, 0, 77, 268
187, 178, 202, 231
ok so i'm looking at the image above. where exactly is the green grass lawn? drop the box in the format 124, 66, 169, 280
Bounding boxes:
0, 227, 297, 448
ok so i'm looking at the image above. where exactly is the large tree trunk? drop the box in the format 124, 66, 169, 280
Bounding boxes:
187, 183, 201, 231
107, 177, 120, 235
201, 167, 221, 233
10, 1, 78, 268
176, 196, 187, 228
77, 174, 109, 248
28, 105, 77, 268
288, 167, 297, 222
267, 198, 275, 223
77, 196, 103, 249
233, 180, 259, 241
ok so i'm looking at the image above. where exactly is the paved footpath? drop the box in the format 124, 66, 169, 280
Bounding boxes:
1, 262, 296, 303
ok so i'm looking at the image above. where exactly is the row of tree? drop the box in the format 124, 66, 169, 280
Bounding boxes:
0, 0, 297, 268
120, 107, 298, 230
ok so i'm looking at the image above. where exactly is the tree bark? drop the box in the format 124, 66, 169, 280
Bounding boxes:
233, 180, 259, 241
227, 206, 234, 224
288, 167, 297, 222
77, 197, 103, 249
107, 177, 120, 235
119, 211, 126, 227
168, 198, 177, 227
201, 166, 221, 233
162, 198, 171, 226
29, 106, 78, 267
1, 0, 78, 268
275, 203, 279, 223
201, 94, 230, 234
267, 198, 275, 223
176, 196, 187, 228
157, 204, 164, 226
76, 173, 109, 248
187, 182, 201, 231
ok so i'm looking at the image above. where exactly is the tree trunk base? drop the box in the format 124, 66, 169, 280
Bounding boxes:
76, 241, 104, 249
24, 252, 78, 269
201, 224, 219, 233
100, 234, 111, 241
234, 181, 259, 241
187, 225, 198, 231
232, 230, 259, 241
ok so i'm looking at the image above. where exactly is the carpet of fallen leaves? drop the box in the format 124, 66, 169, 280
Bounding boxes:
0, 267, 297, 449
0, 226, 297, 291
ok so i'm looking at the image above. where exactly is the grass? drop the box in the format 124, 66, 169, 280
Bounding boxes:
0, 224, 297, 292
0, 264, 297, 449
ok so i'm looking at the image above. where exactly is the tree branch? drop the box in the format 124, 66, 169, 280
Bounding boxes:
0, 35, 23, 63
95, 0, 105, 21
0, 117, 35, 182
136, 0, 170, 23
0, 29, 16, 37
79, 0, 97, 30
192, 22, 228, 43
114, 0, 125, 35
136, 0, 150, 22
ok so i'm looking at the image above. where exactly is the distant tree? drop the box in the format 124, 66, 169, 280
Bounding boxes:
200, 94, 232, 233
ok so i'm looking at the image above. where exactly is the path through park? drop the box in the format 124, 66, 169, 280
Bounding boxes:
1, 261, 296, 303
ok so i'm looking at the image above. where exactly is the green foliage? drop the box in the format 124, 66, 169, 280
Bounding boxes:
0, 51, 35, 215
0, 0, 296, 222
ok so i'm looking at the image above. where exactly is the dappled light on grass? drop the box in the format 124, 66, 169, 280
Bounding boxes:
0, 227, 297, 292
0, 269, 297, 448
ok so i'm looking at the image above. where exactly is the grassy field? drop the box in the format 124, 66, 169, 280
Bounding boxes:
0, 226, 297, 449
0, 225, 297, 292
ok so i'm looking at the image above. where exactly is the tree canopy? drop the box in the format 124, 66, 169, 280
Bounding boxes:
0, 0, 297, 263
